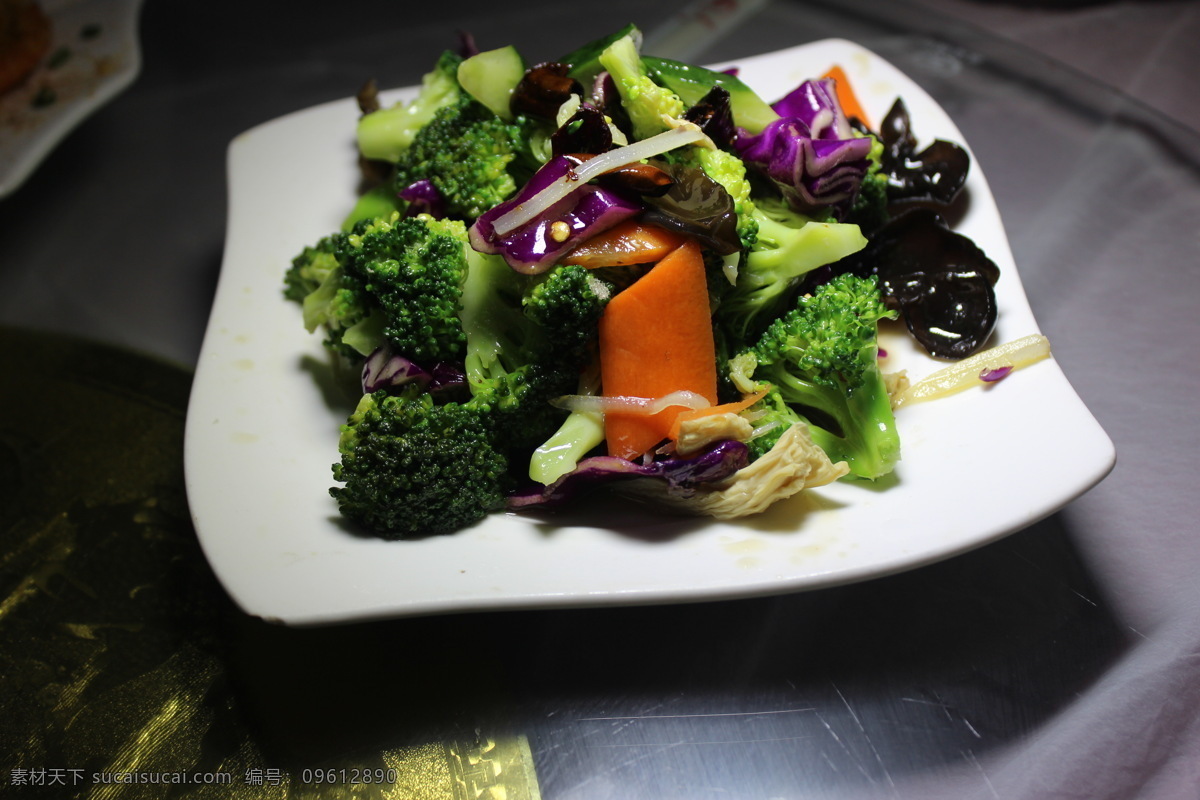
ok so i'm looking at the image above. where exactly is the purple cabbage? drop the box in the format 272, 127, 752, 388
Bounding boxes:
468, 155, 641, 274
362, 348, 432, 394
770, 78, 853, 134
426, 361, 468, 400
734, 78, 872, 219
980, 366, 1013, 383
362, 348, 467, 399
508, 439, 749, 511
399, 179, 446, 219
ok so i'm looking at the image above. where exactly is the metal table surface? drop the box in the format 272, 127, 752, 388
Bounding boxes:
2, 1, 1198, 798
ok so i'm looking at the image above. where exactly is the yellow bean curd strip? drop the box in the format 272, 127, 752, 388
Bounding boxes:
894, 334, 1052, 408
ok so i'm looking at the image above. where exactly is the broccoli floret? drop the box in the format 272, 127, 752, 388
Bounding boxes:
846, 170, 889, 235
459, 250, 557, 452
740, 387, 805, 461
283, 235, 371, 355
460, 255, 610, 460
341, 185, 406, 233
459, 246, 542, 387
335, 213, 471, 363
716, 196, 868, 342
522, 263, 613, 371
327, 252, 616, 538
391, 97, 540, 221
734, 273, 900, 480
597, 30, 684, 140
284, 236, 340, 302
520, 264, 614, 483
284, 213, 471, 363
356, 50, 464, 163
330, 389, 510, 538
460, 257, 608, 386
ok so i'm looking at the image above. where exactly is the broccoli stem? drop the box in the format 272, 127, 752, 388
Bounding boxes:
529, 409, 606, 486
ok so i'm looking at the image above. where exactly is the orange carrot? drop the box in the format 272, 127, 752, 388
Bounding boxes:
667, 389, 769, 442
822, 64, 870, 129
560, 220, 689, 268
598, 240, 719, 460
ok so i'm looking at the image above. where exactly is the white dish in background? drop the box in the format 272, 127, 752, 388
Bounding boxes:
185, 39, 1115, 626
0, 0, 143, 198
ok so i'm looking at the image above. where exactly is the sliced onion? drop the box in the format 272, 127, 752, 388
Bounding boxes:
749, 419, 783, 439
490, 124, 710, 237
551, 390, 712, 416
894, 334, 1051, 408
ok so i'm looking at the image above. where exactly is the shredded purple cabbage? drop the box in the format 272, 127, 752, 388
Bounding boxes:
427, 361, 468, 399
362, 348, 468, 399
508, 439, 749, 511
362, 348, 432, 394
399, 179, 446, 219
979, 365, 1013, 383
735, 78, 871, 219
468, 155, 641, 273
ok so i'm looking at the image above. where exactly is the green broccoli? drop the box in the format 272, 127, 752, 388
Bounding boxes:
338, 213, 471, 362
521, 264, 615, 483
327, 252, 615, 538
597, 30, 684, 140
732, 273, 900, 480
734, 385, 805, 462
330, 389, 510, 538
283, 235, 371, 357
527, 404, 606, 486
716, 196, 868, 342
284, 213, 471, 363
522, 263, 613, 371
391, 96, 542, 221
356, 50, 464, 163
341, 185, 407, 233
284, 235, 340, 302
461, 255, 612, 461
591, 28, 757, 255
459, 246, 543, 389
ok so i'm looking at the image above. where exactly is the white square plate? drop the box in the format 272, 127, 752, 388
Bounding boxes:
185, 39, 1115, 626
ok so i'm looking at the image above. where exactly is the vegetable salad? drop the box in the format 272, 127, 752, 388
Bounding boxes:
284, 25, 1026, 539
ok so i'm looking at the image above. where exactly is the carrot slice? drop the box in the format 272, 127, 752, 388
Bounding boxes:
561, 220, 689, 269
598, 240, 718, 460
822, 64, 870, 129
667, 389, 769, 442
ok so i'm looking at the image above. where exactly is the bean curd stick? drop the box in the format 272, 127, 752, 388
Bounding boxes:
894, 334, 1052, 408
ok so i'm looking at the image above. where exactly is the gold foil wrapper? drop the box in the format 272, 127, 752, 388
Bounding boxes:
0, 327, 541, 799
